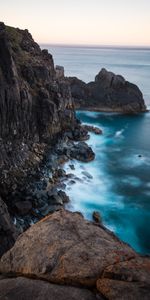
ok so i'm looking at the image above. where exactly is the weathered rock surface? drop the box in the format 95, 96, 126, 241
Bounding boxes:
0, 210, 136, 287
0, 210, 150, 298
97, 257, 150, 299
0, 277, 98, 300
68, 68, 147, 113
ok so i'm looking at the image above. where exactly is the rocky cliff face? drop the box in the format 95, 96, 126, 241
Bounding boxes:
0, 22, 77, 168
0, 22, 77, 191
0, 22, 80, 254
68, 68, 147, 113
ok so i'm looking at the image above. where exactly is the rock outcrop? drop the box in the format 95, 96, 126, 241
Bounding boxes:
68, 68, 147, 113
0, 22, 77, 193
0, 22, 94, 255
0, 210, 149, 299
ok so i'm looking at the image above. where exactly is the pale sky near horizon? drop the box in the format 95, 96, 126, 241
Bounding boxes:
0, 0, 150, 46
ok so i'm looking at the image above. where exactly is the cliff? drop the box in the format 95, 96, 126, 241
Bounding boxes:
68, 68, 147, 113
0, 22, 80, 195
0, 22, 82, 254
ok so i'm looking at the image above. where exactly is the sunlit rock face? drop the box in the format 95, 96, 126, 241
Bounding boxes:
68, 68, 147, 113
0, 210, 150, 299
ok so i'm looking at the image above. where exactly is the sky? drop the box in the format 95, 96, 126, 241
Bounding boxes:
0, 0, 150, 46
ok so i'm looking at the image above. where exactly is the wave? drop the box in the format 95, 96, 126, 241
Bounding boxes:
115, 128, 125, 137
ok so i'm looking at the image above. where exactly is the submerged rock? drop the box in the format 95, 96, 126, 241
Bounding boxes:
68, 68, 147, 113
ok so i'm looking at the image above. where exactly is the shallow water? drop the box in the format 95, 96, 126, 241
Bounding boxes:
64, 110, 150, 255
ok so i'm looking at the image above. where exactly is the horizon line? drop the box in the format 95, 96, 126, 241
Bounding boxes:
40, 43, 150, 50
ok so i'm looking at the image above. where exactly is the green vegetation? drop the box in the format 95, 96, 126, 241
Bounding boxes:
6, 25, 22, 48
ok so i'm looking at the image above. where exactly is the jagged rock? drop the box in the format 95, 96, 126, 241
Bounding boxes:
0, 197, 18, 257
68, 68, 147, 113
14, 200, 32, 215
70, 142, 95, 162
92, 211, 101, 223
0, 210, 136, 287
55, 65, 65, 80
0, 22, 76, 199
82, 125, 102, 135
82, 171, 93, 179
0, 277, 98, 300
96, 257, 150, 299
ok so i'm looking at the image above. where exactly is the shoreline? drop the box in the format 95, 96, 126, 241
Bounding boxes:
75, 107, 149, 114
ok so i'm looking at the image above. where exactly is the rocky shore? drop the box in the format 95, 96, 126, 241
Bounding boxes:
0, 22, 149, 299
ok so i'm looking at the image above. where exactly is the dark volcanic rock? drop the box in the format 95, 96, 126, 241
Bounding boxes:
0, 22, 76, 198
68, 68, 147, 113
0, 277, 97, 300
92, 211, 101, 223
82, 125, 102, 135
0, 197, 18, 257
70, 141, 95, 162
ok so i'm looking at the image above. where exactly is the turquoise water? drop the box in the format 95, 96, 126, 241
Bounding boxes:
43, 45, 150, 254
64, 110, 150, 255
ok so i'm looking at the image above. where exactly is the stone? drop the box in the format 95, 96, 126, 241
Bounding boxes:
70, 142, 95, 162
82, 125, 103, 135
0, 210, 136, 288
68, 68, 147, 113
82, 171, 93, 179
69, 164, 75, 170
0, 277, 97, 300
57, 190, 70, 203
96, 257, 150, 299
92, 211, 101, 223
14, 200, 32, 216
55, 65, 64, 80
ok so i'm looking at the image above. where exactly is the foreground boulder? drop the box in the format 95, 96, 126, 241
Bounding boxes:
0, 210, 149, 298
68, 68, 147, 113
0, 277, 97, 300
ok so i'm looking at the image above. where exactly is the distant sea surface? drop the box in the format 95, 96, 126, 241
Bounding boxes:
42, 45, 150, 254
42, 44, 150, 105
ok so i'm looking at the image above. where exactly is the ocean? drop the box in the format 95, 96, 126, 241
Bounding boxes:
43, 45, 150, 254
